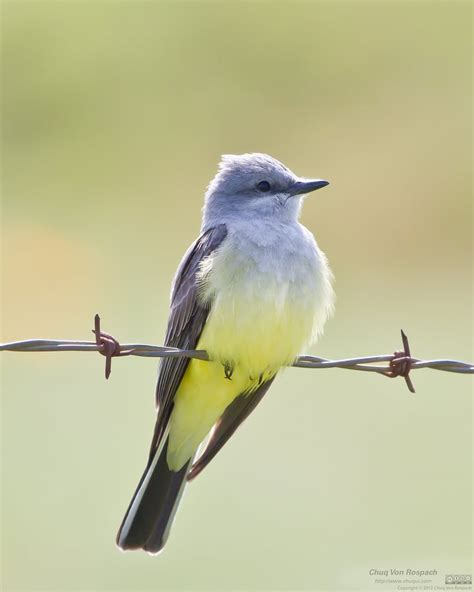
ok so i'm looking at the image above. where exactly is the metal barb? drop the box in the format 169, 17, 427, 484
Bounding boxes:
385, 330, 416, 393
92, 314, 126, 379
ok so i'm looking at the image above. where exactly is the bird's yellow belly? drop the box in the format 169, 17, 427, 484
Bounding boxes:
166, 355, 252, 471
166, 288, 315, 471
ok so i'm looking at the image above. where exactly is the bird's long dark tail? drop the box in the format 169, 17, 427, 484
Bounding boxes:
116, 437, 191, 554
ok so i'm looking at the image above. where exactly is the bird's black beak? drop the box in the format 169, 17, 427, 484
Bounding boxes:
289, 179, 330, 196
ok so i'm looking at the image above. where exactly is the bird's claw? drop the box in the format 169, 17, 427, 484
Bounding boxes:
223, 361, 234, 380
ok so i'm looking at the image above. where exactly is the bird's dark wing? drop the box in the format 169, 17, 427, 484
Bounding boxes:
149, 224, 228, 458
187, 376, 276, 480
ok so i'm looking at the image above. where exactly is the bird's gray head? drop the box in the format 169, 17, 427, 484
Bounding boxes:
202, 153, 329, 230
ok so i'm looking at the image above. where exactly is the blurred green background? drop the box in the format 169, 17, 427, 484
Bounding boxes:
1, 1, 472, 591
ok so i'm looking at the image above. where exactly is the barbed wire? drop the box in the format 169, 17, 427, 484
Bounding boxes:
1, 315, 472, 394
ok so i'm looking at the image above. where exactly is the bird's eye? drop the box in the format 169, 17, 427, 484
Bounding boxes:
257, 180, 271, 192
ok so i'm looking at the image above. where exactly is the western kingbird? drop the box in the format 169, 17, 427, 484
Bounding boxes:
117, 153, 334, 553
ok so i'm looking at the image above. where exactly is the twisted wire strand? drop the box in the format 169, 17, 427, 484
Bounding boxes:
1, 315, 472, 395
2, 338, 473, 372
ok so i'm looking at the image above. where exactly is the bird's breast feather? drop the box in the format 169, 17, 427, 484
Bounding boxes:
196, 226, 334, 375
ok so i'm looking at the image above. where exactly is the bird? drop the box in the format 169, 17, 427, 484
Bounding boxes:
116, 153, 335, 554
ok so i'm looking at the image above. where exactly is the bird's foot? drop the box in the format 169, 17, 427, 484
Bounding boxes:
223, 361, 234, 380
